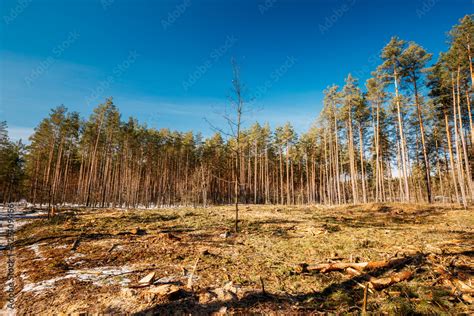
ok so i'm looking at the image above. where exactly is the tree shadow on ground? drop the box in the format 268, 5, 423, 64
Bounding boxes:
243, 219, 301, 234
312, 205, 447, 230
125, 213, 179, 224
13, 231, 140, 248
133, 253, 426, 315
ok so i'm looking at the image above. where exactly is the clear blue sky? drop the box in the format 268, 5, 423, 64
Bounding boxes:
0, 0, 471, 141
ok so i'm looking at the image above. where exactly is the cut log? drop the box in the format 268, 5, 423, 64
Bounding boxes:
369, 271, 413, 290
345, 267, 362, 276
303, 258, 407, 273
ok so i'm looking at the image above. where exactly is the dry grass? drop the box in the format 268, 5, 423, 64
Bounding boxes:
1, 203, 473, 315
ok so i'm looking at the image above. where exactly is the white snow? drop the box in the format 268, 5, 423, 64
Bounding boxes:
26, 243, 45, 260
21, 266, 134, 293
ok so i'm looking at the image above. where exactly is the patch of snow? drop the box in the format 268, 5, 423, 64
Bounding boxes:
66, 266, 133, 287
21, 266, 134, 293
64, 253, 85, 264
26, 243, 44, 259
22, 275, 75, 292
0, 208, 48, 246
155, 275, 181, 284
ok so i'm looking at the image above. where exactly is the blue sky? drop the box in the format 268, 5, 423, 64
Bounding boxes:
0, 0, 471, 142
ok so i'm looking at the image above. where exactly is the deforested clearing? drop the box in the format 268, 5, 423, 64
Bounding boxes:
1, 203, 472, 314
1, 2, 473, 315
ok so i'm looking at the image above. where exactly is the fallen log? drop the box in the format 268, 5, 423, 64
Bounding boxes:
369, 270, 413, 290
301, 258, 407, 273
345, 267, 362, 276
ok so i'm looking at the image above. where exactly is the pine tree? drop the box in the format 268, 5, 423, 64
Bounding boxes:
379, 37, 411, 202
366, 73, 388, 202
400, 42, 433, 203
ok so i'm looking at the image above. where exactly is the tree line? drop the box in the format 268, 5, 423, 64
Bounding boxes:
1, 15, 472, 209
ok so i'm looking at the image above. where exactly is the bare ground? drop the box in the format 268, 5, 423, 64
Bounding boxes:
0, 203, 473, 315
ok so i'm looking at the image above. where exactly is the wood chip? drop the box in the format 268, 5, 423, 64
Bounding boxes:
147, 284, 180, 296
139, 272, 156, 285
